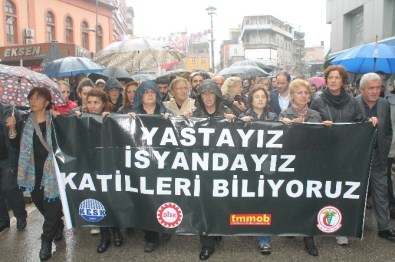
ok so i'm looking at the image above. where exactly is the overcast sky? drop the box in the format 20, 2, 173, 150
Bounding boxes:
126, 0, 331, 61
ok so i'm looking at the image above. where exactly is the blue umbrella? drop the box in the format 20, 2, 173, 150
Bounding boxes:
331, 43, 395, 74
43, 56, 103, 78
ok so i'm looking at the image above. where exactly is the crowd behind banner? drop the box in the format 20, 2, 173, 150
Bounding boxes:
1, 65, 395, 261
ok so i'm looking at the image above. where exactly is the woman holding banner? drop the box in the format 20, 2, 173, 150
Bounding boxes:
17, 87, 63, 261
310, 65, 364, 246
239, 86, 277, 255
129, 80, 172, 253
82, 89, 124, 254
279, 79, 324, 256
193, 79, 235, 260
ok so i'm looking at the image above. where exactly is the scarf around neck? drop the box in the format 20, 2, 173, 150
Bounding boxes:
291, 104, 308, 119
321, 87, 350, 109
17, 111, 59, 201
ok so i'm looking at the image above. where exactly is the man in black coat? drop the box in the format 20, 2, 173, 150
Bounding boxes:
0, 103, 27, 232
356, 73, 395, 241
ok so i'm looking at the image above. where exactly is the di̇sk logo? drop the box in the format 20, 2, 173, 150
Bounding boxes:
79, 198, 106, 222
316, 206, 342, 233
157, 202, 183, 228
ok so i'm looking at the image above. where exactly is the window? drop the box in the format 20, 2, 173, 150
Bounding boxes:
5, 1, 17, 43
201, 58, 206, 64
97, 26, 103, 51
65, 16, 73, 43
191, 58, 196, 64
349, 9, 363, 47
81, 21, 89, 49
46, 11, 55, 42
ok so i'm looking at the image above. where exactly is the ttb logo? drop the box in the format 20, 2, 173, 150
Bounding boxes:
79, 198, 106, 222
317, 206, 342, 233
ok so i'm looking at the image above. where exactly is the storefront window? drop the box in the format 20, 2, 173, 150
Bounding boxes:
46, 11, 55, 42
5, 1, 17, 43
65, 16, 73, 43
82, 21, 89, 49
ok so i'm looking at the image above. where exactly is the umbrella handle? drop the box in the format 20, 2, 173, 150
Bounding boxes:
12, 105, 15, 117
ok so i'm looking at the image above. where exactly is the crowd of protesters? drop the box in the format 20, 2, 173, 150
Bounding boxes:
1, 65, 395, 261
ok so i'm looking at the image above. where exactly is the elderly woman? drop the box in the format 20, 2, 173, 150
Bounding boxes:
239, 86, 276, 256
130, 81, 172, 252
280, 79, 322, 124
17, 87, 63, 261
163, 77, 196, 117
221, 76, 248, 116
117, 81, 138, 114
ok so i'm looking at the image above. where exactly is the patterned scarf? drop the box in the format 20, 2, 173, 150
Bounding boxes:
17, 112, 59, 201
291, 103, 308, 119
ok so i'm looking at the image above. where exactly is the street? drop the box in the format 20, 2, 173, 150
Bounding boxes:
0, 202, 394, 262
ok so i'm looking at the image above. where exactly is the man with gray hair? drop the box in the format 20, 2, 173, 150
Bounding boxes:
356, 72, 395, 241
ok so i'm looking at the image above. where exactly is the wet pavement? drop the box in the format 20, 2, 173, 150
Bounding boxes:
1, 203, 395, 262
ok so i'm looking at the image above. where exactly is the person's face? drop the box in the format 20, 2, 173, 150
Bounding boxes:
108, 88, 120, 101
309, 85, 317, 94
142, 88, 157, 106
191, 75, 204, 90
59, 85, 71, 101
79, 86, 93, 104
95, 83, 105, 91
201, 91, 216, 109
251, 89, 268, 110
157, 84, 169, 97
87, 96, 105, 114
172, 81, 188, 102
256, 80, 270, 91
233, 83, 244, 96
126, 85, 138, 103
292, 85, 310, 108
326, 70, 343, 94
213, 77, 225, 87
271, 78, 277, 88
29, 92, 49, 112
276, 75, 289, 93
360, 79, 381, 105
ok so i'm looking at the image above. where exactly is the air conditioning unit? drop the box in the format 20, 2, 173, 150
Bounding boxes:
24, 28, 35, 37
25, 39, 34, 44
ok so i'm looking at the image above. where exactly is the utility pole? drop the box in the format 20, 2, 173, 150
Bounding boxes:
206, 6, 216, 72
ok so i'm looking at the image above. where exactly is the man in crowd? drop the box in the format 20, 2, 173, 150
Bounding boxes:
189, 72, 210, 99
0, 103, 27, 232
155, 76, 171, 102
269, 71, 291, 115
356, 72, 395, 241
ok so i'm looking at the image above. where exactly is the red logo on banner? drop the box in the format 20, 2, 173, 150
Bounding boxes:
317, 206, 342, 233
229, 214, 272, 226
157, 202, 183, 228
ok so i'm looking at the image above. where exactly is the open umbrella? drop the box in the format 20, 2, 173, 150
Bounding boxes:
88, 67, 133, 83
218, 65, 269, 79
0, 64, 64, 107
130, 73, 155, 81
43, 56, 103, 78
93, 38, 186, 73
231, 60, 274, 73
331, 42, 395, 74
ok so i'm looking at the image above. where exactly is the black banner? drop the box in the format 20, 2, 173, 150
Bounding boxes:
53, 115, 375, 237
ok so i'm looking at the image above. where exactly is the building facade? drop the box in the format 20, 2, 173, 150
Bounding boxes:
219, 15, 306, 76
184, 42, 210, 72
0, 0, 134, 69
327, 0, 395, 55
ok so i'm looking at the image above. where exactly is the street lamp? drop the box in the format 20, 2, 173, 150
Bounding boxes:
206, 6, 216, 72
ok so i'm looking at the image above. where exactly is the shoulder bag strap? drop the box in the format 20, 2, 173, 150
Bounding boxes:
31, 114, 52, 153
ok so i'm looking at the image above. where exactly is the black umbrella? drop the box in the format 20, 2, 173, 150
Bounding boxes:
88, 67, 133, 83
218, 65, 269, 79
231, 60, 274, 73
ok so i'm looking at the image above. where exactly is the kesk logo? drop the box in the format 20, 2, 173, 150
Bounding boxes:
317, 206, 343, 233
79, 198, 106, 222
229, 214, 272, 226
157, 202, 183, 228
